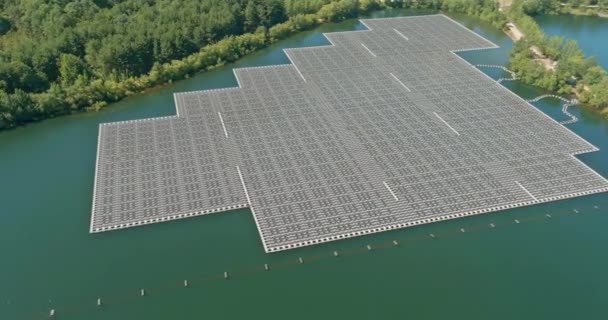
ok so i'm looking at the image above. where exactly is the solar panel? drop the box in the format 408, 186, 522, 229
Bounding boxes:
91, 14, 608, 252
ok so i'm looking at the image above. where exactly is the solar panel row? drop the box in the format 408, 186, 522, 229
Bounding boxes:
91, 14, 608, 252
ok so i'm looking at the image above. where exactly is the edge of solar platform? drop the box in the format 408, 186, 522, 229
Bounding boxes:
451, 52, 601, 153
262, 8, 608, 254
438, 14, 500, 49
92, 13, 500, 128
265, 183, 608, 253
95, 115, 179, 126
89, 204, 249, 233
90, 122, 103, 233
441, 18, 599, 154
89, 14, 607, 255
358, 14, 500, 49
94, 14, 501, 127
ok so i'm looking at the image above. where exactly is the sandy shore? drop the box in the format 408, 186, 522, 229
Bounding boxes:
530, 45, 557, 70
504, 22, 556, 71
505, 22, 523, 41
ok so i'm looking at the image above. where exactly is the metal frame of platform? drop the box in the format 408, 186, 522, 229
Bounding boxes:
90, 14, 608, 253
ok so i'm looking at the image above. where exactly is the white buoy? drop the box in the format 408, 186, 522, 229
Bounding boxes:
366, 244, 372, 251
460, 228, 466, 233
97, 298, 102, 306
546, 214, 552, 218
333, 251, 339, 257
393, 240, 399, 246
298, 257, 304, 264
264, 263, 270, 271
140, 289, 145, 296
574, 209, 579, 214
489, 223, 495, 228
224, 271, 229, 279
49, 309, 55, 317
514, 219, 520, 224
429, 233, 436, 238
594, 205, 599, 209
184, 280, 189, 287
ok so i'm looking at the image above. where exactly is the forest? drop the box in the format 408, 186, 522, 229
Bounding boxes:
0, 0, 346, 129
1, 0, 607, 130
0, 0, 481, 129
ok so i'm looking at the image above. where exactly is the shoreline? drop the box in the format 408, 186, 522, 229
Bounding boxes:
558, 4, 608, 18
504, 18, 607, 118
2, 5, 607, 131
504, 22, 522, 41
504, 22, 557, 71
504, 20, 579, 100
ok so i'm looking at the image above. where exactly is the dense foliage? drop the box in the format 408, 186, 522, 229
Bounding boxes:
1, 0, 607, 130
0, 0, 337, 129
0, 0, 517, 130
508, 0, 608, 110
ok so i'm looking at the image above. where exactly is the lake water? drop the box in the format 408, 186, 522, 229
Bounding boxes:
535, 14, 608, 69
1, 10, 608, 320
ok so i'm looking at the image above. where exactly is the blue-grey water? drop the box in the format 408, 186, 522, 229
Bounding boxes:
1, 10, 607, 320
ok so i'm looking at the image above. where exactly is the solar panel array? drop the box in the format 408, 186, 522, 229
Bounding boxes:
91, 14, 608, 252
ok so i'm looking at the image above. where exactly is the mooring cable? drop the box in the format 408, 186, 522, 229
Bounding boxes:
34, 204, 602, 320
475, 64, 517, 83
526, 94, 579, 124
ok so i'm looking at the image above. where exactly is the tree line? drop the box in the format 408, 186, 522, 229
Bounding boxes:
0, 0, 518, 130
1, 0, 607, 130
0, 0, 337, 129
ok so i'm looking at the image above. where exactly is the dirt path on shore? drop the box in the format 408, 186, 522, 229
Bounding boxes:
505, 22, 523, 41
530, 45, 557, 70
503, 21, 557, 71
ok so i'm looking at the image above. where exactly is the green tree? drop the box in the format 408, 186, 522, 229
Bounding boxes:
520, 0, 543, 15
0, 61, 48, 93
59, 54, 90, 86
244, 0, 259, 33
284, 0, 329, 15
257, 0, 287, 28
317, 0, 358, 22
583, 66, 607, 86
359, 0, 380, 12
0, 89, 12, 129
2, 89, 38, 124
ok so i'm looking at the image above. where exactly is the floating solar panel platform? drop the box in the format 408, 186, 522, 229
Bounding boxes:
91, 14, 608, 253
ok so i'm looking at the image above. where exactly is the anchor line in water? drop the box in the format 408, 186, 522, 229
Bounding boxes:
475, 64, 517, 83
36, 205, 602, 320
526, 94, 579, 125
560, 102, 579, 124
474, 65, 579, 125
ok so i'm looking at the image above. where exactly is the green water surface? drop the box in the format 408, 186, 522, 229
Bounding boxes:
1, 10, 608, 320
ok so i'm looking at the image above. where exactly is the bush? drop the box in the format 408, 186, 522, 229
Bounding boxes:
317, 0, 358, 22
